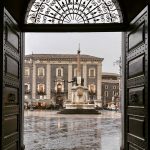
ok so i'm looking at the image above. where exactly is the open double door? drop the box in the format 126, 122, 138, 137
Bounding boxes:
1, 5, 149, 150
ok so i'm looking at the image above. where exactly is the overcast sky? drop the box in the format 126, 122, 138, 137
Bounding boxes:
25, 32, 122, 74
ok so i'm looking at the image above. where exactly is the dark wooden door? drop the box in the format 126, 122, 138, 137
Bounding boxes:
124, 6, 149, 150
1, 8, 24, 150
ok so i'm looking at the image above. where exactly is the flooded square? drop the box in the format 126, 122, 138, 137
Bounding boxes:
24, 110, 121, 150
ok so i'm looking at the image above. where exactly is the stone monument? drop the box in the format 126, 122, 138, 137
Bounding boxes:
59, 49, 100, 114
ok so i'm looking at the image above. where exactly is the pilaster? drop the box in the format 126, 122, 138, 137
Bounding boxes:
32, 62, 36, 99
46, 64, 51, 100
97, 62, 102, 101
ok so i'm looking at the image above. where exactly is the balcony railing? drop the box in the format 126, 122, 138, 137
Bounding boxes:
37, 91, 46, 95
24, 90, 31, 94
51, 89, 68, 94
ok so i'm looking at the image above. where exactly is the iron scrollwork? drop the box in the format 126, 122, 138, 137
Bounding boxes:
26, 0, 122, 24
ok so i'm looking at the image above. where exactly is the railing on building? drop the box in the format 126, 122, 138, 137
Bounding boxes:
24, 90, 31, 94
37, 91, 46, 95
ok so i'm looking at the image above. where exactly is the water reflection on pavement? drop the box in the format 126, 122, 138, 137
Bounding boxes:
24, 110, 121, 150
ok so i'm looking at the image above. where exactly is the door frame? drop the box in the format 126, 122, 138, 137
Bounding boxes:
23, 26, 126, 150
1, 3, 149, 150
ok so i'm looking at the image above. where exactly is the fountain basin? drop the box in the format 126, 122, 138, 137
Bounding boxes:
59, 104, 100, 114
65, 104, 95, 109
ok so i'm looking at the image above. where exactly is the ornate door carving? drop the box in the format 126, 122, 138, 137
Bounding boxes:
124, 6, 149, 150
1, 8, 24, 150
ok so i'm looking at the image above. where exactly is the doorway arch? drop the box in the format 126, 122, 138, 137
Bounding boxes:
23, 2, 150, 149
23, 0, 126, 147
25, 0, 123, 24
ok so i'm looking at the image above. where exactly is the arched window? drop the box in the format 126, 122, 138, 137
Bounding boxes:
26, 0, 122, 24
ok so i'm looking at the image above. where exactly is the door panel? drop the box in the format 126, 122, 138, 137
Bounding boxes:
2, 8, 23, 150
125, 6, 148, 150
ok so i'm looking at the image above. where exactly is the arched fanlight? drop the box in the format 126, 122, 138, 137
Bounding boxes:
25, 0, 123, 24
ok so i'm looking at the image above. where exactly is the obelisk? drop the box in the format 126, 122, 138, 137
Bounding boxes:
77, 48, 81, 86
59, 47, 100, 114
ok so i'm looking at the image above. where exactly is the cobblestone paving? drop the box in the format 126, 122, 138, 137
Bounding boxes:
24, 110, 121, 150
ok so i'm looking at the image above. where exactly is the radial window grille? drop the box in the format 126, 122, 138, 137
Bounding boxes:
26, 0, 123, 24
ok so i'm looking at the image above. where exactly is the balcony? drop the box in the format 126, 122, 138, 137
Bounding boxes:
24, 90, 31, 94
37, 91, 46, 95
51, 89, 68, 95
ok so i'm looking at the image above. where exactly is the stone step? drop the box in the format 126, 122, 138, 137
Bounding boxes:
58, 109, 101, 114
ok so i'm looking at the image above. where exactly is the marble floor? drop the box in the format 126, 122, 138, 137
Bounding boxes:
24, 110, 121, 150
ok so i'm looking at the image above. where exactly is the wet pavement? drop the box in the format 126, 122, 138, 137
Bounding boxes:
24, 110, 121, 150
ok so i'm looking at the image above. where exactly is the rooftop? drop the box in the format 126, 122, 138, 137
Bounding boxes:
25, 54, 104, 61
102, 72, 120, 77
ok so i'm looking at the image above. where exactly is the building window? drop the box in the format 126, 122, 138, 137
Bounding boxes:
74, 68, 77, 77
24, 84, 28, 91
115, 92, 119, 96
24, 83, 30, 94
57, 83, 62, 93
38, 68, 45, 76
104, 91, 108, 97
88, 84, 96, 93
113, 86, 116, 89
56, 68, 63, 77
25, 95, 28, 99
24, 67, 30, 76
37, 84, 45, 94
89, 68, 95, 77
113, 91, 117, 96
24, 84, 30, 90
105, 85, 108, 89
88, 84, 96, 100
58, 69, 61, 76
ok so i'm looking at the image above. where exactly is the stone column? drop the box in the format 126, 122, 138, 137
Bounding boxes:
83, 63, 87, 86
32, 62, 36, 99
97, 62, 102, 107
68, 64, 72, 101
46, 64, 51, 101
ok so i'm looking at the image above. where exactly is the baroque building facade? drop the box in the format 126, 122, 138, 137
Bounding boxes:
101, 72, 120, 108
24, 54, 103, 108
